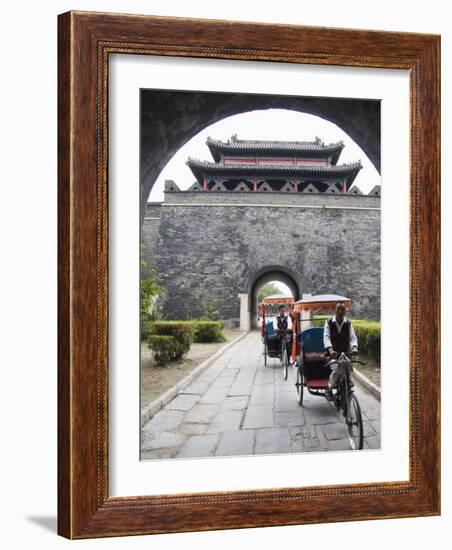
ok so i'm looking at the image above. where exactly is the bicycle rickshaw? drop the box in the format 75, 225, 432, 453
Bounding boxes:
259, 294, 294, 380
291, 294, 365, 450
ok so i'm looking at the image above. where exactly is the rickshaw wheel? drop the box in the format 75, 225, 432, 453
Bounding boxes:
282, 348, 289, 380
264, 344, 268, 366
296, 367, 304, 405
347, 393, 364, 450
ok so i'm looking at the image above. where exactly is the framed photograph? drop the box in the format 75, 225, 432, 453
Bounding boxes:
58, 11, 440, 538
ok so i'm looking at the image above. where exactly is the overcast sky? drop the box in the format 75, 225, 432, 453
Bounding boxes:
147, 108, 380, 202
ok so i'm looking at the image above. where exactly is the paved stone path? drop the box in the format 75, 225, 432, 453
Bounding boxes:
141, 331, 381, 459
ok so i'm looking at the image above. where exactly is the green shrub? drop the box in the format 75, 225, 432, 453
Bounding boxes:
148, 335, 183, 366
148, 321, 195, 357
193, 321, 226, 343
202, 299, 221, 321
352, 320, 381, 361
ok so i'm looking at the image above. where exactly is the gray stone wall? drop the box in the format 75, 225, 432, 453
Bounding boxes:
141, 203, 161, 271
143, 192, 380, 322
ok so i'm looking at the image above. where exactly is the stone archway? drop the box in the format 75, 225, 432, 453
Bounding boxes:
248, 266, 301, 330
140, 90, 381, 219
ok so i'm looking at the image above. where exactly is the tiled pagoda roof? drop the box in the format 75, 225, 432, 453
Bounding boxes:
206, 135, 345, 164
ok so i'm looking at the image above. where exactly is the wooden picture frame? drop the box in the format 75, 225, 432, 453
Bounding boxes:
58, 11, 440, 539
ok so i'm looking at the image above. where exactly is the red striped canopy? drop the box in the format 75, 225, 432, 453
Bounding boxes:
258, 294, 294, 317
292, 294, 352, 313
261, 294, 294, 305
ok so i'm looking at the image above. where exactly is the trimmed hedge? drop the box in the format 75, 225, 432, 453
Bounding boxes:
147, 321, 195, 364
148, 335, 182, 365
146, 320, 228, 365
352, 320, 381, 361
193, 321, 226, 343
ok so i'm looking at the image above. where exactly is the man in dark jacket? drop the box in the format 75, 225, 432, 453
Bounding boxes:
323, 302, 358, 400
273, 305, 293, 363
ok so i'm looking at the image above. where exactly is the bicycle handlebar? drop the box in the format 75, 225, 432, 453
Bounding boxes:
327, 358, 365, 366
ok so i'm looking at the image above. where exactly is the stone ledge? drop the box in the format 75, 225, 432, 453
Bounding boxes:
162, 191, 381, 209
353, 367, 381, 401
163, 202, 380, 211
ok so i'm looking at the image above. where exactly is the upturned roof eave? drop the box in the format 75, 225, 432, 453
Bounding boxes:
187, 158, 361, 180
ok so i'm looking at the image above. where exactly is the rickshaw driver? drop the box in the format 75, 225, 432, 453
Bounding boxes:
323, 302, 358, 401
273, 305, 293, 363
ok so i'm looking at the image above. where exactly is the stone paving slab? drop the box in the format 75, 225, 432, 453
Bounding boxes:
206, 409, 244, 434
141, 331, 381, 459
211, 375, 236, 388
176, 434, 220, 458
184, 403, 220, 423
249, 384, 274, 405
320, 422, 350, 441
216, 430, 256, 456
141, 431, 186, 452
220, 395, 249, 411
179, 422, 209, 435
142, 409, 185, 433
199, 385, 230, 404
141, 448, 174, 460
274, 392, 303, 412
164, 393, 200, 411
255, 427, 292, 454
242, 405, 274, 429
274, 410, 305, 427
181, 381, 210, 395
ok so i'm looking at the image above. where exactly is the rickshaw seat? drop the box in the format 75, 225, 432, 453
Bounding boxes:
300, 328, 329, 381
300, 327, 325, 354
265, 321, 276, 339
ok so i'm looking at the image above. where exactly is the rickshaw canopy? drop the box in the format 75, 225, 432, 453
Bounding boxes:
258, 294, 294, 317
292, 294, 352, 313
261, 294, 294, 305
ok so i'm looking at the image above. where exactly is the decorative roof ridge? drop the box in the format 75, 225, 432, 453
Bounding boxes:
206, 135, 345, 151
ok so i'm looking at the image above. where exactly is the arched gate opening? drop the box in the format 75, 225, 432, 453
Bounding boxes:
248, 267, 301, 330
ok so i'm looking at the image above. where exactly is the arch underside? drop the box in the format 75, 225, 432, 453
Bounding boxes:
140, 90, 381, 220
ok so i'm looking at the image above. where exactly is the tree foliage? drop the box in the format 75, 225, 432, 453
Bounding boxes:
202, 299, 220, 321
140, 243, 164, 323
257, 282, 281, 304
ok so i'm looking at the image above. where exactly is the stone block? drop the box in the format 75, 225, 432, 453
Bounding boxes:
254, 427, 292, 454
165, 393, 200, 411
141, 431, 186, 451
249, 384, 274, 405
142, 410, 185, 433
274, 410, 305, 427
206, 410, 244, 434
242, 405, 274, 429
199, 385, 229, 404
216, 430, 256, 456
176, 434, 220, 458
